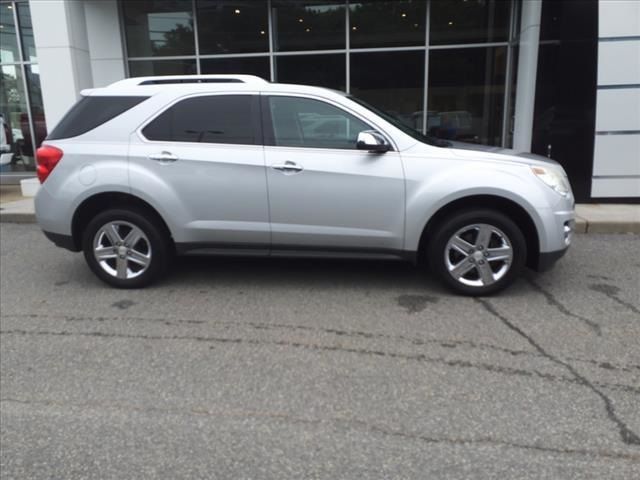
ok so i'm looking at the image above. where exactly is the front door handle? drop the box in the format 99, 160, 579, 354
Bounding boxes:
271, 161, 303, 174
149, 151, 178, 163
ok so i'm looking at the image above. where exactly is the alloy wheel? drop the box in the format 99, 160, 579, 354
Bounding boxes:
92, 221, 152, 280
444, 223, 513, 288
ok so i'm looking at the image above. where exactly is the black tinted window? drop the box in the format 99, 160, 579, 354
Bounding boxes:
143, 95, 257, 145
48, 96, 148, 140
266, 96, 371, 149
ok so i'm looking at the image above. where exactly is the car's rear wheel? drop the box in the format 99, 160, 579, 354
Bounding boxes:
82, 209, 170, 288
427, 209, 526, 296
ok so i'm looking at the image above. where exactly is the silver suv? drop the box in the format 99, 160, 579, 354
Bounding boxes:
35, 74, 574, 295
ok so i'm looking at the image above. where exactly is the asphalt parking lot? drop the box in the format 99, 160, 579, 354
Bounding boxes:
1, 223, 639, 479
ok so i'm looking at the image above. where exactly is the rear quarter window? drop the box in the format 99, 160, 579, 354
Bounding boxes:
47, 96, 149, 140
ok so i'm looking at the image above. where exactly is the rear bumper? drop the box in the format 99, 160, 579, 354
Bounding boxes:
43, 230, 79, 252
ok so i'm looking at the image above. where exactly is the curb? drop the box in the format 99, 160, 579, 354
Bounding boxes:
0, 212, 36, 224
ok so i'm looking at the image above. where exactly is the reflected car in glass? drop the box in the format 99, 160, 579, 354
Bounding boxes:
34, 75, 575, 295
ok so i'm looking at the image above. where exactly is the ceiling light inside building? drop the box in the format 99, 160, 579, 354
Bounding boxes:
234, 9, 240, 14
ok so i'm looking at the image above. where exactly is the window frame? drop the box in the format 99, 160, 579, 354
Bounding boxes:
260, 93, 396, 151
137, 92, 263, 147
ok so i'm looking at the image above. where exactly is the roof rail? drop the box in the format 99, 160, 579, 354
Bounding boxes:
106, 74, 269, 89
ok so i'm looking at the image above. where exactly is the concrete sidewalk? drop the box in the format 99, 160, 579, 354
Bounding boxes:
1, 188, 639, 233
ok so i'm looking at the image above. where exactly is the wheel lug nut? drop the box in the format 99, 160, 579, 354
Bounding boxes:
484, 251, 489, 257
479, 260, 485, 265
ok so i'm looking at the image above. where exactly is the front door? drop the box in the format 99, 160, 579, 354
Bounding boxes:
262, 95, 405, 253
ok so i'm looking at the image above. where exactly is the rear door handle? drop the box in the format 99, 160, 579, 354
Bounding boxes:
149, 151, 178, 163
271, 161, 303, 174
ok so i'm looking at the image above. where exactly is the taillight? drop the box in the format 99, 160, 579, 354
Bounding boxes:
36, 145, 64, 183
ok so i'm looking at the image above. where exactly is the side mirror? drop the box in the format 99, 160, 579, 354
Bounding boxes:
356, 130, 390, 153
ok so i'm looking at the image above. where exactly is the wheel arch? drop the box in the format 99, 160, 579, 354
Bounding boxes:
417, 194, 541, 269
71, 192, 174, 252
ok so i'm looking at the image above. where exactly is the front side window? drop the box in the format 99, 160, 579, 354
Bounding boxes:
143, 95, 257, 145
266, 96, 372, 150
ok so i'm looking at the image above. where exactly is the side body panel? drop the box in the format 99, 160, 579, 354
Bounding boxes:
128, 136, 269, 246
400, 144, 574, 254
265, 146, 405, 250
34, 140, 130, 236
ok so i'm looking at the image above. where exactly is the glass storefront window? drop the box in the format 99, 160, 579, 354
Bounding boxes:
1, 1, 44, 175
427, 47, 506, 146
197, 1, 269, 54
0, 3, 19, 64
16, 1, 35, 61
25, 64, 45, 155
128, 59, 197, 77
350, 51, 424, 131
0, 64, 34, 171
201, 56, 270, 80
116, 0, 518, 149
122, 0, 195, 57
276, 54, 346, 90
430, 0, 511, 45
349, 1, 426, 49
272, 1, 345, 51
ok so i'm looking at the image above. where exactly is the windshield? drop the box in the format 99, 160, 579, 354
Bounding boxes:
346, 95, 451, 148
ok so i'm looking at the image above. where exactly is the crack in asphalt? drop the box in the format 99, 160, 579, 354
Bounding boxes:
5, 312, 639, 373
1, 328, 638, 395
2, 397, 638, 461
475, 298, 640, 446
525, 278, 602, 335
589, 284, 640, 316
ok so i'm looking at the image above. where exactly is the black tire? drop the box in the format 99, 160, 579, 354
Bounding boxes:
426, 209, 526, 296
82, 208, 170, 288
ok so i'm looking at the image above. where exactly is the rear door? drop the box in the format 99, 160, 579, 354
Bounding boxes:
128, 93, 270, 250
262, 94, 405, 253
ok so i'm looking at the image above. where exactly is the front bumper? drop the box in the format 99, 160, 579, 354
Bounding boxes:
535, 246, 569, 272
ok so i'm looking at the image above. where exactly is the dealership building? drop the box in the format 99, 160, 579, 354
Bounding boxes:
0, 0, 638, 202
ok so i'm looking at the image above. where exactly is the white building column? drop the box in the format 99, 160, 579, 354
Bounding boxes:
84, 0, 126, 88
512, 0, 542, 152
591, 0, 640, 198
29, 0, 93, 128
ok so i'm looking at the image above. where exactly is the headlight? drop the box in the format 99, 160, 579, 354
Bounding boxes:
531, 166, 570, 196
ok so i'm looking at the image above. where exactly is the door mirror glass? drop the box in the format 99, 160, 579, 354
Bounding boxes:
356, 130, 390, 153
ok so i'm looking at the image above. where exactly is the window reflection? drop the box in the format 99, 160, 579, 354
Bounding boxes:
17, 2, 36, 61
123, 0, 195, 57
427, 47, 506, 145
197, 1, 268, 54
272, 1, 345, 51
128, 59, 197, 77
0, 3, 19, 64
201, 56, 270, 80
276, 54, 346, 90
349, 1, 426, 49
350, 51, 424, 131
430, 0, 510, 45
0, 64, 34, 172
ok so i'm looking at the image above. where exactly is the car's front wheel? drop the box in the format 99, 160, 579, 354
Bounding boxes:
82, 209, 170, 288
427, 209, 526, 296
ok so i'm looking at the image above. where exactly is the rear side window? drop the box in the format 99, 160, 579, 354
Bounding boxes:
142, 95, 258, 145
48, 96, 148, 140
